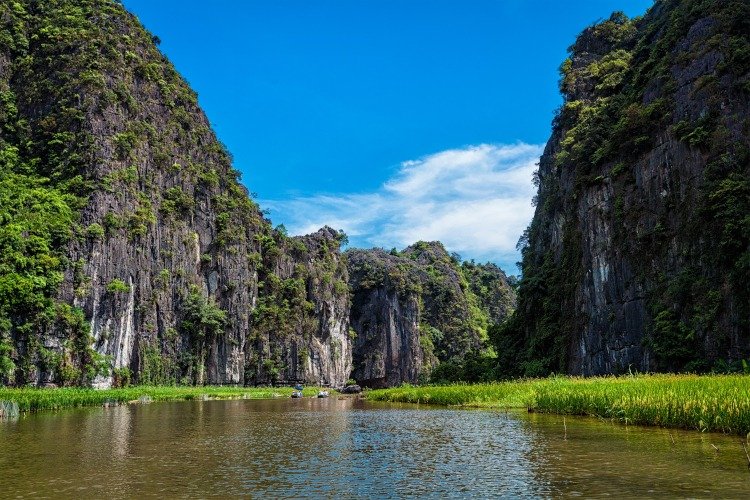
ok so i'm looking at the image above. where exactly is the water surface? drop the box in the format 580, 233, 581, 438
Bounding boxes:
1, 397, 749, 497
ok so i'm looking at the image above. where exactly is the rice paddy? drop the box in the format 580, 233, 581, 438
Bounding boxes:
4, 375, 750, 435
0, 385, 328, 414
366, 374, 750, 435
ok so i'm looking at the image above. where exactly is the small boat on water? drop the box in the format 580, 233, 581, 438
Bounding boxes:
317, 390, 329, 398
291, 391, 303, 398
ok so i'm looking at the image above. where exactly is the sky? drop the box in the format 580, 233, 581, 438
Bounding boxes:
122, 0, 653, 273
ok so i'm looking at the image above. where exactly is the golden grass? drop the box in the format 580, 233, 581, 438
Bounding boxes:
367, 374, 750, 434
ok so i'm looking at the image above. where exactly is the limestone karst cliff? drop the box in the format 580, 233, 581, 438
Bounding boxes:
500, 0, 750, 376
347, 243, 516, 387
12, 0, 738, 389
0, 0, 352, 387
0, 0, 513, 389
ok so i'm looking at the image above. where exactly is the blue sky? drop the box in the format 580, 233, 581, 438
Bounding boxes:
123, 0, 653, 273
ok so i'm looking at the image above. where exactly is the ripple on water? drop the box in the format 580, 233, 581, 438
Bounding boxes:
1, 398, 749, 498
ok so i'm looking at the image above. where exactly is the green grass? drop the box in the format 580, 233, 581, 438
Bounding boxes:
367, 380, 538, 407
367, 374, 750, 435
0, 385, 329, 413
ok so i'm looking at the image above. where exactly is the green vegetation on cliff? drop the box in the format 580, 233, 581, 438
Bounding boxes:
347, 242, 516, 386
0, 0, 105, 385
3, 0, 746, 389
0, 0, 353, 388
499, 0, 750, 377
0, 0, 249, 385
248, 227, 350, 385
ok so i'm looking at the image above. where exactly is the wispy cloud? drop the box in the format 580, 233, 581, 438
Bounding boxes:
262, 143, 543, 272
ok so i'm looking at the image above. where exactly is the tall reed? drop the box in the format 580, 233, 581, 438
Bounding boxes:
367, 374, 750, 435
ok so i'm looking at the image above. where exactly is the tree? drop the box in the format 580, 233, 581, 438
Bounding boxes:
180, 286, 227, 384
337, 229, 349, 247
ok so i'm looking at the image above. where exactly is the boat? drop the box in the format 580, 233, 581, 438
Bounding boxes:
317, 390, 329, 398
291, 391, 303, 398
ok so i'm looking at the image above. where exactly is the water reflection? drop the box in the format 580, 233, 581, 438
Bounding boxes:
1, 398, 749, 497
519, 411, 750, 497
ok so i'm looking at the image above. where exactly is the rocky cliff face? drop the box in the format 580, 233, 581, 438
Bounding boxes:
347, 249, 423, 388
502, 0, 750, 376
248, 227, 352, 387
460, 261, 517, 326
0, 0, 351, 387
348, 243, 516, 387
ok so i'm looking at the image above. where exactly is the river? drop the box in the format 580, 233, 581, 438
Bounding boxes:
1, 397, 749, 497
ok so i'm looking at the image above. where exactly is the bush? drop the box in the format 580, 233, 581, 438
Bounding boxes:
180, 287, 227, 384
161, 186, 194, 215
86, 223, 104, 239
113, 367, 132, 388
103, 212, 125, 233
113, 131, 139, 159
106, 279, 130, 294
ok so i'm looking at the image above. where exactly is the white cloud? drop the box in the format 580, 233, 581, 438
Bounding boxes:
261, 143, 543, 272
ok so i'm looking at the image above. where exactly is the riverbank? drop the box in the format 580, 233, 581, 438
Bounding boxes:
0, 385, 329, 413
366, 374, 750, 435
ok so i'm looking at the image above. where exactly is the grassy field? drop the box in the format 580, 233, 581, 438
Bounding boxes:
367, 374, 750, 435
367, 380, 537, 407
0, 385, 326, 413
4, 375, 750, 435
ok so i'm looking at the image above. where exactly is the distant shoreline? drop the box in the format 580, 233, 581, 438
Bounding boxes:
0, 386, 334, 415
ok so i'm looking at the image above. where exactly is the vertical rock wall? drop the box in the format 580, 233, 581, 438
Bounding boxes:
509, 1, 750, 375
347, 250, 423, 387
0, 0, 352, 387
347, 244, 516, 387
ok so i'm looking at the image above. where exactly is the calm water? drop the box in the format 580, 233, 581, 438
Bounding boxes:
1, 397, 749, 498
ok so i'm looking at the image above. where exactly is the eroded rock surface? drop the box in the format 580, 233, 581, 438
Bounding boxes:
506, 1, 750, 376
0, 0, 352, 387
347, 243, 516, 387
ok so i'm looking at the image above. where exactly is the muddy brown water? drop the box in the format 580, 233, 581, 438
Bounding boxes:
1, 397, 749, 498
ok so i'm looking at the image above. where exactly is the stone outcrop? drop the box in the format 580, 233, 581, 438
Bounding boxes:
0, 0, 352, 388
247, 227, 352, 387
347, 249, 423, 388
505, 0, 750, 376
347, 243, 516, 387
